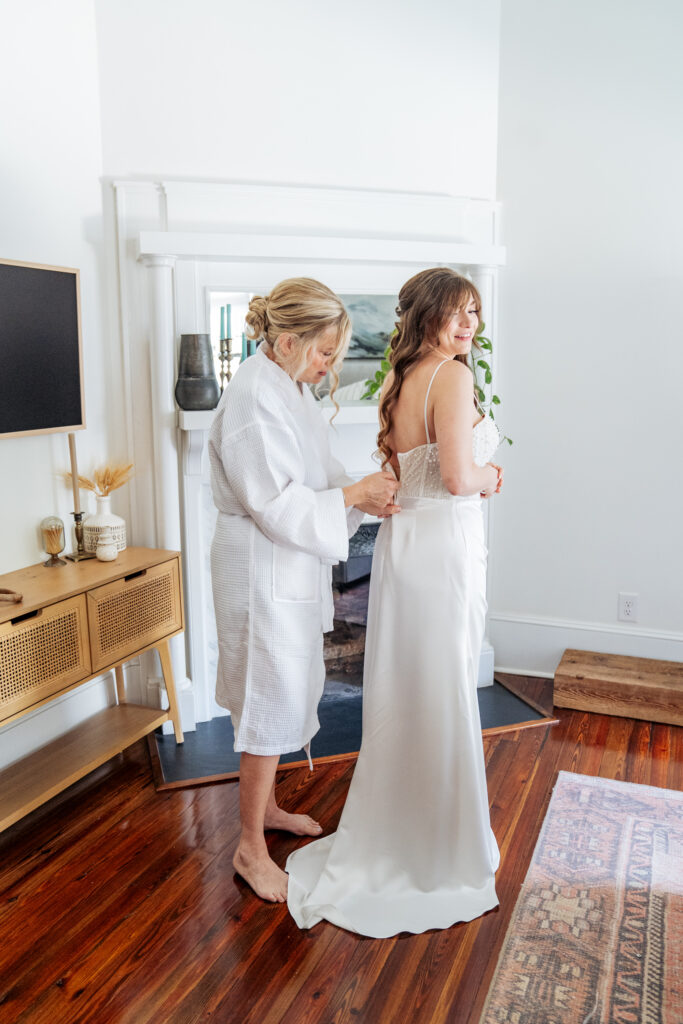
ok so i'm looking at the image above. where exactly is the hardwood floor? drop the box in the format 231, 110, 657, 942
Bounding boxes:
1, 675, 681, 1024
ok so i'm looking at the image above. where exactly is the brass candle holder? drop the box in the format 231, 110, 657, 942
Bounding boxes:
66, 511, 95, 562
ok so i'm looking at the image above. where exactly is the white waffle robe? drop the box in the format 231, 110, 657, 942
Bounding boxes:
208, 347, 364, 757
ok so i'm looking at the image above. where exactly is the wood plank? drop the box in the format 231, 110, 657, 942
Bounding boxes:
554, 648, 683, 725
0, 705, 169, 831
495, 673, 556, 719
1, 680, 681, 1024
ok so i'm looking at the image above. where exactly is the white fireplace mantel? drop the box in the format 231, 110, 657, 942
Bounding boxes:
113, 180, 505, 726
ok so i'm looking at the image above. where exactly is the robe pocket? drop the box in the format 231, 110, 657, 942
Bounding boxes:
272, 545, 320, 603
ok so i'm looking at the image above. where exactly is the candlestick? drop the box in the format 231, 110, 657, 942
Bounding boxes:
66, 511, 95, 561
68, 433, 80, 514
219, 337, 233, 392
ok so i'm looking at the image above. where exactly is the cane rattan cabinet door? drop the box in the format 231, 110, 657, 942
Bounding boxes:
0, 595, 91, 724
87, 558, 182, 673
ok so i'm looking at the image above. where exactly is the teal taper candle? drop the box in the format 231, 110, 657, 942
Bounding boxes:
225, 304, 232, 338
220, 306, 225, 339
241, 333, 249, 361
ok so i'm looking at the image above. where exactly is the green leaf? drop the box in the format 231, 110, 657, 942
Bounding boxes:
489, 409, 495, 419
381, 359, 391, 372
492, 394, 500, 404
478, 339, 492, 351
475, 386, 485, 402
485, 370, 492, 384
506, 438, 513, 446
374, 370, 383, 382
476, 359, 491, 370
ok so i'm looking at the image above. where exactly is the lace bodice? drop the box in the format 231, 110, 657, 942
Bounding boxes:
395, 359, 501, 500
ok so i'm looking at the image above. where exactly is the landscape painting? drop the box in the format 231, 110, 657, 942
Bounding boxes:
341, 294, 397, 358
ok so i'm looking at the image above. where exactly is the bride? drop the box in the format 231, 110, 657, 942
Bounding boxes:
286, 267, 503, 937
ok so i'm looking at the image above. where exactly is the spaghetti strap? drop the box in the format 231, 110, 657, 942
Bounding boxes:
423, 358, 453, 444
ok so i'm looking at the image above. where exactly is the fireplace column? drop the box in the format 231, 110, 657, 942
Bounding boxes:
469, 264, 499, 685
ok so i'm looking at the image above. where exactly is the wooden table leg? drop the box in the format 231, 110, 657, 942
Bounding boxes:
114, 664, 126, 704
158, 638, 184, 744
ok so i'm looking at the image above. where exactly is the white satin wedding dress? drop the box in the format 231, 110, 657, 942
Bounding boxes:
287, 359, 501, 937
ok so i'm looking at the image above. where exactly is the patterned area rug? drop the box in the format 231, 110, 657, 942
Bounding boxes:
481, 771, 683, 1024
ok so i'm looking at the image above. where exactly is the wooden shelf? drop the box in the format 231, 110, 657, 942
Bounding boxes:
0, 704, 169, 832
0, 547, 185, 833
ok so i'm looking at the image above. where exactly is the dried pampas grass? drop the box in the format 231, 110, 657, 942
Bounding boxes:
64, 462, 134, 497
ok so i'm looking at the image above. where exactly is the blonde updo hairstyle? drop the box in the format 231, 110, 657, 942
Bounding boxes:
245, 278, 351, 408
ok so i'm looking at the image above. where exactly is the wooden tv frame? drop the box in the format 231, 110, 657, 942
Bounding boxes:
0, 257, 86, 439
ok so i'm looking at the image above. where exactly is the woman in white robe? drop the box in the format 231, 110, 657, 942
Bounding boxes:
208, 278, 399, 904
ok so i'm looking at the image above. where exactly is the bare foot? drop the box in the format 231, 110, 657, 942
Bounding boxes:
233, 843, 289, 902
264, 807, 323, 836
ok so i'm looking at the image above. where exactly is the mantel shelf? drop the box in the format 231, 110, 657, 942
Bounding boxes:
139, 231, 506, 268
177, 401, 379, 433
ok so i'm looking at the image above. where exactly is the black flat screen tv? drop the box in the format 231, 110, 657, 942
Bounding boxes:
0, 258, 85, 438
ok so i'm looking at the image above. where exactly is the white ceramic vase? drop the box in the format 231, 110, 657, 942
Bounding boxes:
83, 495, 127, 554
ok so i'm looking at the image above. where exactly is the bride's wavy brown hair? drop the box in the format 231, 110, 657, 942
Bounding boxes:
377, 268, 482, 468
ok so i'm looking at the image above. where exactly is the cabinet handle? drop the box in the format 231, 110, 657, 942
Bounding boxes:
11, 608, 42, 626
124, 569, 147, 582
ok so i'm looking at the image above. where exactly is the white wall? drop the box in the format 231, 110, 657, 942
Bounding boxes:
0, 0, 121, 572
94, 0, 501, 198
0, 0, 123, 768
491, 0, 683, 672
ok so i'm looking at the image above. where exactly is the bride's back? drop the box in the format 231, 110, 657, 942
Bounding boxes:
382, 359, 478, 466
383, 361, 441, 459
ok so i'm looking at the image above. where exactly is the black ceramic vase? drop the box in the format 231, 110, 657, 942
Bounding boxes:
175, 333, 221, 410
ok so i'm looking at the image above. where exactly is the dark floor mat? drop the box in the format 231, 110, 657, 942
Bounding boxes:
151, 679, 555, 788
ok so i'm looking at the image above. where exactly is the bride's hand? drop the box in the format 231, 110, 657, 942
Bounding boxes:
480, 463, 502, 498
490, 463, 503, 493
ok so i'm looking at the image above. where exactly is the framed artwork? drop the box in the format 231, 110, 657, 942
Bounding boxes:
341, 294, 397, 358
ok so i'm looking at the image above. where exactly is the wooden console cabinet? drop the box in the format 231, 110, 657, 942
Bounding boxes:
0, 547, 184, 832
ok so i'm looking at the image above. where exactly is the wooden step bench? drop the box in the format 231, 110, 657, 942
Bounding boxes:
554, 649, 683, 726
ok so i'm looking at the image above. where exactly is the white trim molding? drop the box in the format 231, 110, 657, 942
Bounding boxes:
490, 612, 683, 678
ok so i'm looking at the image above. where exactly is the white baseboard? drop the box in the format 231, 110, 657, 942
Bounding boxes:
494, 665, 555, 679
147, 676, 197, 734
489, 613, 683, 677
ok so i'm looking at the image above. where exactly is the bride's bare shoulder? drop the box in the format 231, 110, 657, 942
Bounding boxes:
431, 359, 473, 392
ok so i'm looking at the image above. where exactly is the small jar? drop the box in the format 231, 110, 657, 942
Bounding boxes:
96, 525, 118, 562
40, 516, 66, 567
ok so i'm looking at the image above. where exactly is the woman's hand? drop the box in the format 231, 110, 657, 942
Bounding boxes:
343, 471, 401, 517
480, 463, 502, 498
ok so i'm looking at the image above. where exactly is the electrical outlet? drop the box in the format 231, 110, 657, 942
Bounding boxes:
618, 592, 638, 622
